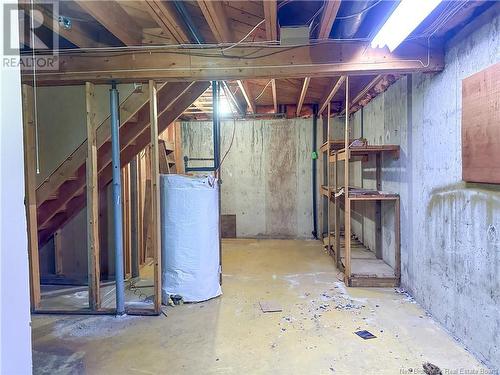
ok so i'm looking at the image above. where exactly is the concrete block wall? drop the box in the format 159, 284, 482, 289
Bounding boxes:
181, 118, 314, 239
349, 11, 499, 370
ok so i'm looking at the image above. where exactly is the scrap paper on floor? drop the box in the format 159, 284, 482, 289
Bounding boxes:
259, 300, 282, 313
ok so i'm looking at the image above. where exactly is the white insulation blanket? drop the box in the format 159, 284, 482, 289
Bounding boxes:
160, 174, 222, 303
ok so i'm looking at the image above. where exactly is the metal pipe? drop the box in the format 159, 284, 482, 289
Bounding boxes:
311, 104, 318, 239
130, 156, 139, 278
212, 81, 221, 173
110, 82, 125, 316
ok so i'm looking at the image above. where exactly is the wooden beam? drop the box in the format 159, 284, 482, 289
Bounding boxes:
339, 74, 384, 115
237, 80, 256, 114
263, 0, 278, 41
296, 77, 310, 117
23, 40, 444, 85
317, 1, 342, 39
76, 0, 142, 45
145, 0, 190, 43
319, 76, 346, 114
271, 79, 278, 113
149, 80, 162, 314
197, 0, 232, 42
19, 3, 105, 48
85, 82, 101, 310
22, 84, 41, 310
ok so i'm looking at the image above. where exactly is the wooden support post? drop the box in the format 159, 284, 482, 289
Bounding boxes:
343, 76, 351, 285
149, 80, 162, 314
395, 198, 401, 281
22, 84, 41, 310
375, 153, 382, 259
85, 82, 101, 310
174, 122, 184, 173
54, 229, 63, 276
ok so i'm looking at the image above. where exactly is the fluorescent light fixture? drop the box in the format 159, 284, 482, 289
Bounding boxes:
371, 0, 442, 52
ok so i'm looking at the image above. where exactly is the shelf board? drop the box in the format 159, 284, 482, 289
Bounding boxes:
329, 144, 400, 162
333, 187, 399, 201
320, 139, 353, 153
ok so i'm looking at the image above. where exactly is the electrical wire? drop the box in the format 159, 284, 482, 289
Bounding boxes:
222, 19, 266, 52
217, 117, 236, 174
254, 80, 273, 101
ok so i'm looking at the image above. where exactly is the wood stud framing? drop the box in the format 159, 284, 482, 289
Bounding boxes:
22, 84, 41, 310
343, 76, 351, 282
85, 82, 101, 310
149, 80, 162, 314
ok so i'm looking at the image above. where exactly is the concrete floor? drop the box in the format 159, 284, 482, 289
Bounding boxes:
32, 239, 486, 374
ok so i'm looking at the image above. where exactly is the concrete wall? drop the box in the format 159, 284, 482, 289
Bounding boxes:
349, 11, 499, 370
181, 119, 314, 238
1, 3, 33, 372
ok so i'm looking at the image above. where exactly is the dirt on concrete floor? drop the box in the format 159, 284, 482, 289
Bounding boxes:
31, 239, 488, 375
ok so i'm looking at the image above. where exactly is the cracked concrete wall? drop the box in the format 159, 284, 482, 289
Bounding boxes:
181, 119, 314, 238
350, 11, 499, 370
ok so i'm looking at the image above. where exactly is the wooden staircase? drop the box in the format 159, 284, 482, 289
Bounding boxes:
36, 81, 209, 246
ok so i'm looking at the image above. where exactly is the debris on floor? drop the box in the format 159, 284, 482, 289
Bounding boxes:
423, 362, 442, 375
259, 300, 282, 313
171, 295, 184, 305
354, 330, 377, 340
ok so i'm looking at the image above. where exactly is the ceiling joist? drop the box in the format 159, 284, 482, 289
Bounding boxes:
296, 77, 311, 117
145, 0, 190, 43
263, 0, 278, 41
319, 76, 346, 114
271, 79, 278, 113
317, 0, 342, 39
338, 74, 384, 115
197, 0, 233, 42
76, 0, 142, 46
237, 80, 256, 114
20, 3, 105, 48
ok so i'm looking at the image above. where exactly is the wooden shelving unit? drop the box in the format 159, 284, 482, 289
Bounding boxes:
320, 76, 401, 287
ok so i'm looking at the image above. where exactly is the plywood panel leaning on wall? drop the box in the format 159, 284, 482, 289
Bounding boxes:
462, 62, 500, 183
